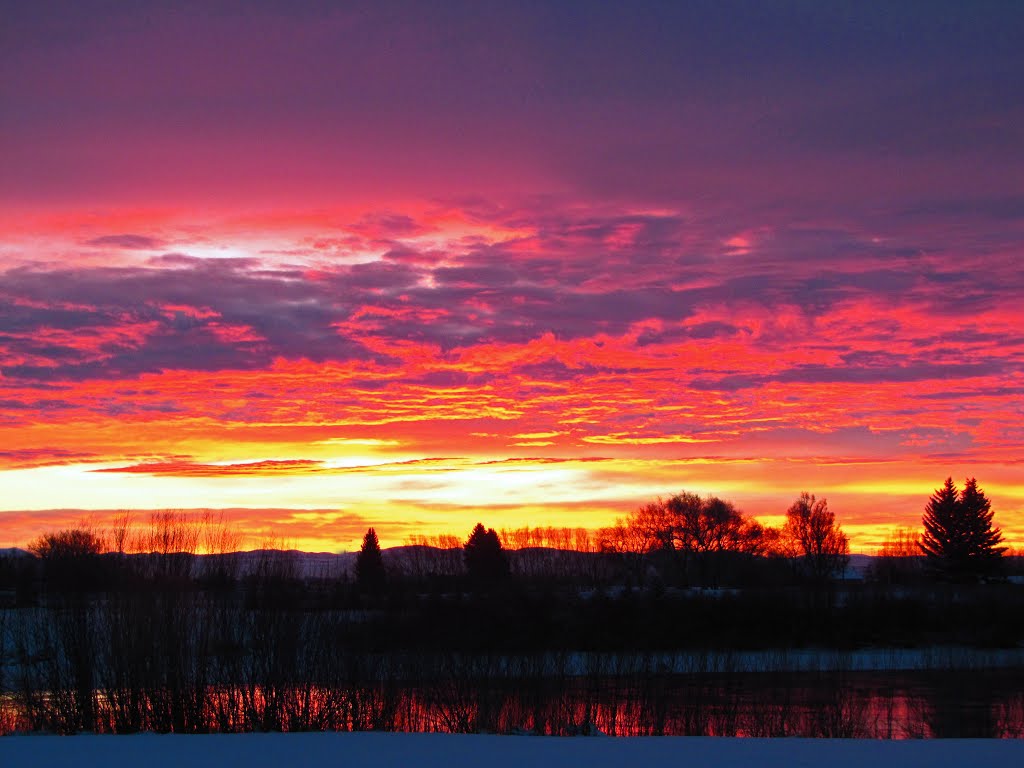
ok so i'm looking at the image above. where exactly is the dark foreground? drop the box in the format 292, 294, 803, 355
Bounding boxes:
3, 666, 1024, 737
2, 733, 1023, 768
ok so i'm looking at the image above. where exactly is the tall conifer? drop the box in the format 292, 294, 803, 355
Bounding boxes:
355, 527, 386, 592
920, 477, 1004, 580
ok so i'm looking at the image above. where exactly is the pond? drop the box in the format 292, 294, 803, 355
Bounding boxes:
3, 668, 1022, 737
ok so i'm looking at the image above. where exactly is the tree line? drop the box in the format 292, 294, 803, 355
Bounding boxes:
3, 476, 1009, 602
1, 476, 1021, 737
343, 477, 1006, 593
596, 490, 849, 588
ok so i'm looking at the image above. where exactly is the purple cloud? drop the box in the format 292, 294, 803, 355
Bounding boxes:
85, 234, 163, 250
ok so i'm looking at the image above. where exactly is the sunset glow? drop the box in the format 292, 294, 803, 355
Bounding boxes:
2, 2, 1022, 552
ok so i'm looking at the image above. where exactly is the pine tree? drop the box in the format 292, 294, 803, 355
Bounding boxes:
463, 523, 509, 585
920, 477, 1004, 581
355, 527, 386, 593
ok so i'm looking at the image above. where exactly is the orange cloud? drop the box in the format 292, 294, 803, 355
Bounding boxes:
2, 203, 1022, 554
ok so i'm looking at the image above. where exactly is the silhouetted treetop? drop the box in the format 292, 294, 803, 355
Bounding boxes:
463, 523, 509, 585
355, 527, 386, 592
597, 491, 786, 588
920, 477, 1004, 581
28, 528, 104, 560
28, 528, 106, 591
783, 492, 849, 582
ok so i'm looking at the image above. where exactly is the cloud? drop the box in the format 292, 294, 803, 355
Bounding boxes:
85, 234, 164, 250
93, 457, 470, 478
912, 386, 1024, 401
1, 4, 1023, 552
691, 364, 1006, 392
1, 198, 1022, 524
92, 455, 620, 479
637, 321, 745, 346
95, 459, 324, 477
0, 508, 417, 552
5, 197, 1023, 392
350, 212, 431, 239
0, 448, 100, 469
776, 361, 1005, 386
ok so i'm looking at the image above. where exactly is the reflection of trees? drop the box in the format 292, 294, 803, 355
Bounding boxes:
6, 637, 1024, 736
737, 674, 795, 737
806, 670, 870, 737
9, 525, 1024, 742
993, 688, 1024, 738
924, 671, 998, 738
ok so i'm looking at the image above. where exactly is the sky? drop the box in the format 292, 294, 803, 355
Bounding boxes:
1, 1, 1023, 552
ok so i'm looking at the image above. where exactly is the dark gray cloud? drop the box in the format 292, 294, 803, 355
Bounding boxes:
912, 386, 1024, 401
3, 195, 1023, 390
85, 234, 163, 249
637, 321, 746, 347
690, 360, 1012, 392
775, 361, 1006, 386
0, 447, 100, 468
0, 398, 75, 411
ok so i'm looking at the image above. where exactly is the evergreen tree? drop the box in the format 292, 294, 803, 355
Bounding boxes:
920, 477, 1004, 581
355, 527, 386, 593
463, 523, 509, 585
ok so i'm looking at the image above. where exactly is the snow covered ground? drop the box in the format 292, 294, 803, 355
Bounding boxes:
489, 646, 1024, 676
1, 733, 1022, 767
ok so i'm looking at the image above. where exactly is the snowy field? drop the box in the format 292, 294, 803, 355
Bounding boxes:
1, 733, 1022, 767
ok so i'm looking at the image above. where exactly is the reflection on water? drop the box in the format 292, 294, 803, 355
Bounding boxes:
3, 670, 1023, 737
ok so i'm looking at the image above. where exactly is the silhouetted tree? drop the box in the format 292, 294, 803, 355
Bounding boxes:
869, 527, 923, 584
783, 493, 849, 582
920, 477, 1004, 581
355, 527, 386, 593
630, 500, 678, 553
463, 523, 509, 585
664, 493, 746, 585
28, 528, 104, 560
671, 494, 746, 554
600, 491, 784, 586
28, 528, 106, 591
737, 518, 784, 557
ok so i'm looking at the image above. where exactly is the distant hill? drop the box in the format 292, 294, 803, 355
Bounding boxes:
1, 543, 885, 581
193, 549, 355, 579
846, 553, 873, 579
196, 544, 620, 580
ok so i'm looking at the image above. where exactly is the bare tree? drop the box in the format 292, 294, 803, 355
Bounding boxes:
783, 493, 849, 582
28, 527, 106, 592
671, 494, 744, 554
870, 527, 923, 584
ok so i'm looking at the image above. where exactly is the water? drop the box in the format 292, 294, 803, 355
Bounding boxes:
3, 669, 1022, 737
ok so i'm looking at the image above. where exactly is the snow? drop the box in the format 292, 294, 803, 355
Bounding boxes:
1, 733, 1021, 767
529, 647, 1024, 677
